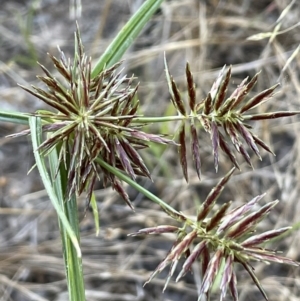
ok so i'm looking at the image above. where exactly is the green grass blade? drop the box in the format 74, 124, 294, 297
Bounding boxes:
91, 0, 164, 77
48, 144, 85, 301
0, 111, 29, 125
90, 192, 100, 236
29, 116, 81, 257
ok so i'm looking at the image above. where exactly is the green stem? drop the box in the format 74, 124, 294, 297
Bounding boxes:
132, 115, 186, 123
96, 157, 180, 216
0, 110, 190, 126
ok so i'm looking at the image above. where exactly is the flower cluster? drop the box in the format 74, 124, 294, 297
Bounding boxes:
164, 59, 300, 180
129, 168, 299, 301
15, 28, 175, 208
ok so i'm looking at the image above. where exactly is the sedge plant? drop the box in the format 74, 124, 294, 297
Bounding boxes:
1, 1, 300, 300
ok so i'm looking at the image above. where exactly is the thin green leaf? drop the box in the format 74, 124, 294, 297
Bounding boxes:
0, 111, 29, 125
92, 0, 165, 77
49, 146, 85, 301
90, 192, 100, 236
29, 116, 81, 257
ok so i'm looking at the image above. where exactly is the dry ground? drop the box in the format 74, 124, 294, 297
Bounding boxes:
1, 0, 300, 300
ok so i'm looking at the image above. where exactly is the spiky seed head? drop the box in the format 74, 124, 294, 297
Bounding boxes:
13, 26, 175, 208
130, 169, 299, 301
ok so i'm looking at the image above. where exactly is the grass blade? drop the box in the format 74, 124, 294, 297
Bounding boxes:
0, 111, 29, 125
29, 116, 81, 257
48, 142, 85, 301
91, 0, 164, 77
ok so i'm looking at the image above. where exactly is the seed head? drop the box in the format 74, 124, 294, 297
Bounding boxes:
129, 168, 299, 301
14, 26, 175, 208
165, 59, 300, 179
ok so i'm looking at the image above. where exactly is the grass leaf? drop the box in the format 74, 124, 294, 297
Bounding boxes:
29, 116, 81, 257
92, 0, 165, 77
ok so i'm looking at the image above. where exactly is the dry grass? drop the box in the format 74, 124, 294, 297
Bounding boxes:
0, 0, 300, 300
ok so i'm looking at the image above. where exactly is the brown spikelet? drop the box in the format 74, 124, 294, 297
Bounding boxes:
242, 227, 291, 247
234, 122, 261, 159
176, 240, 207, 281
218, 132, 240, 169
112, 178, 134, 210
206, 201, 232, 232
179, 122, 188, 182
164, 55, 186, 116
230, 72, 260, 110
203, 93, 213, 115
218, 194, 265, 234
239, 83, 280, 113
211, 121, 220, 172
220, 254, 234, 300
214, 66, 231, 111
239, 144, 253, 167
229, 271, 239, 301
190, 123, 201, 180
186, 62, 196, 112
199, 249, 223, 298
252, 133, 275, 155
247, 111, 300, 120
128, 225, 179, 236
197, 168, 235, 222
226, 200, 279, 239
